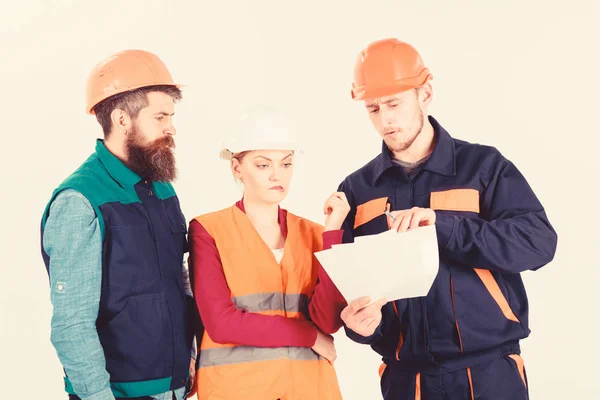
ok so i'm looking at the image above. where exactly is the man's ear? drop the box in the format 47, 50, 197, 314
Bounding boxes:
418, 83, 433, 107
110, 108, 131, 135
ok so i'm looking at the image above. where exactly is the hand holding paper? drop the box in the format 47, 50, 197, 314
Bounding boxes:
340, 296, 388, 337
314, 223, 440, 305
386, 207, 437, 232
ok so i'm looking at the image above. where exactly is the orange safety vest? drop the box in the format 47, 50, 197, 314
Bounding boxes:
192, 205, 343, 400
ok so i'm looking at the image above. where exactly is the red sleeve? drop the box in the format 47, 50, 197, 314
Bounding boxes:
307, 230, 348, 335
189, 219, 318, 347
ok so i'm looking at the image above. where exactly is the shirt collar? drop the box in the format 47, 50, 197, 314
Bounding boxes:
372, 115, 456, 184
95, 139, 141, 187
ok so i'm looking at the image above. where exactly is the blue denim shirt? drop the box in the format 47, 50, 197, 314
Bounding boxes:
43, 189, 195, 400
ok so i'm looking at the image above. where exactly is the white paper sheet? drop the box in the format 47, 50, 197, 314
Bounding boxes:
314, 225, 439, 305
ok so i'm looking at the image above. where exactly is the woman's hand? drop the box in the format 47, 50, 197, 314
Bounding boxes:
311, 330, 337, 364
324, 192, 351, 231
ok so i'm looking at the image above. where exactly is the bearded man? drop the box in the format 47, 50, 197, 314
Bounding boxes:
40, 50, 196, 400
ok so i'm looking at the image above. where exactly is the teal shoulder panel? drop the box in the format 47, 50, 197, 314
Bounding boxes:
41, 153, 140, 238
153, 181, 176, 200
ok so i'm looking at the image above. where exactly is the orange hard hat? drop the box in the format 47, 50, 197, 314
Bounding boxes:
351, 38, 432, 100
85, 49, 181, 114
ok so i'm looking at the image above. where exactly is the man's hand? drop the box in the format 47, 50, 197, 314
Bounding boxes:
311, 330, 337, 364
388, 207, 436, 232
185, 357, 196, 398
340, 296, 387, 337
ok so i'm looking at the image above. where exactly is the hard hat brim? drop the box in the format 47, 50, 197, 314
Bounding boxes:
219, 146, 304, 160
87, 82, 186, 115
351, 70, 432, 101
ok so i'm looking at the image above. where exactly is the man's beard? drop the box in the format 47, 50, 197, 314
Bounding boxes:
125, 125, 177, 182
386, 110, 424, 153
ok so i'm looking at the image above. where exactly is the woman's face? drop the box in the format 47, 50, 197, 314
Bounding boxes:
232, 150, 295, 204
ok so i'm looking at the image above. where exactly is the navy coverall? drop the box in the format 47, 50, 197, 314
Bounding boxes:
339, 116, 557, 399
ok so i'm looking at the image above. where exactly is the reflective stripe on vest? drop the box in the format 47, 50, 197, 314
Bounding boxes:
232, 292, 309, 314
202, 291, 317, 367
199, 346, 320, 367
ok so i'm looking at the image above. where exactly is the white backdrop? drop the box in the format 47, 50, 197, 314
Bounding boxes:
1, 0, 598, 398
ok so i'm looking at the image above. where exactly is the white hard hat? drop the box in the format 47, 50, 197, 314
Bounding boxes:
219, 106, 303, 160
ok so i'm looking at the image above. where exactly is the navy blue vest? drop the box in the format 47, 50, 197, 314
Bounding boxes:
41, 140, 193, 397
